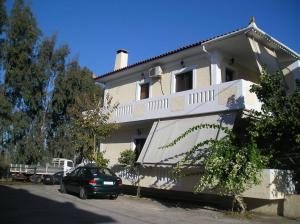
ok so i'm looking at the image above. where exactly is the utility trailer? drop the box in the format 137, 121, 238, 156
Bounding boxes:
10, 158, 74, 182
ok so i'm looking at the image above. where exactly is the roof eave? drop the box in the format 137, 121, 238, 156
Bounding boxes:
95, 24, 300, 82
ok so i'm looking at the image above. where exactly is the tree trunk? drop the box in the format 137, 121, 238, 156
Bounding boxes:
93, 134, 96, 153
233, 194, 246, 213
136, 167, 141, 198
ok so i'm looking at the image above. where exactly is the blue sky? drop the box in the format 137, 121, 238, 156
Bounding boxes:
4, 0, 300, 76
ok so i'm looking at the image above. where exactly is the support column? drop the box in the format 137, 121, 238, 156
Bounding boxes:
210, 51, 222, 85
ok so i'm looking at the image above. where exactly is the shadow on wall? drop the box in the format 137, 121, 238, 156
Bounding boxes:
225, 95, 245, 111
111, 164, 139, 186
271, 169, 296, 197
0, 185, 116, 224
244, 197, 284, 216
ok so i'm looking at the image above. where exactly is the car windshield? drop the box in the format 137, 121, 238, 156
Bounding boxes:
55, 172, 63, 177
90, 168, 115, 177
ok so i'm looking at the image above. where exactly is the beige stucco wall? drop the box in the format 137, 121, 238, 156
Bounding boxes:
105, 55, 263, 108
151, 72, 171, 97
284, 195, 300, 218
243, 169, 291, 199
106, 74, 139, 105
196, 58, 211, 88
116, 167, 292, 201
248, 38, 280, 74
106, 56, 211, 105
282, 61, 300, 93
102, 122, 153, 165
221, 58, 260, 84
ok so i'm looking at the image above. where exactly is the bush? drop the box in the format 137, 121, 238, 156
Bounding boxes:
118, 149, 136, 171
94, 152, 109, 168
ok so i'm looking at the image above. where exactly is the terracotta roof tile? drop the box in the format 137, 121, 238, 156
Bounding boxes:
94, 26, 247, 80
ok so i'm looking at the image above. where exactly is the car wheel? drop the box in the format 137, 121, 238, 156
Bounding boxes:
79, 187, 87, 200
60, 182, 66, 194
109, 194, 118, 200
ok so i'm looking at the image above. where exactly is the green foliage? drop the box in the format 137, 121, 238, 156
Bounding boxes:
73, 93, 118, 164
250, 71, 300, 158
249, 70, 300, 163
4, 0, 41, 108
248, 69, 300, 192
0, 0, 48, 163
0, 0, 107, 164
118, 149, 136, 171
0, 0, 6, 65
164, 124, 269, 212
94, 152, 109, 168
0, 0, 6, 33
48, 60, 101, 159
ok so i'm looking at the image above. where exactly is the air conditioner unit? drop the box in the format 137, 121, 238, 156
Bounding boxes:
148, 66, 162, 78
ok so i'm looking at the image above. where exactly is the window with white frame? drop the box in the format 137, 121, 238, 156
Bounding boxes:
140, 83, 149, 100
171, 66, 196, 94
136, 79, 151, 100
176, 71, 193, 92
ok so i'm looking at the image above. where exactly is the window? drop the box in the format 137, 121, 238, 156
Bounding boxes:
140, 83, 149, 100
134, 138, 146, 161
77, 168, 87, 177
176, 71, 193, 92
67, 161, 73, 167
90, 167, 115, 176
59, 161, 64, 167
69, 168, 80, 177
136, 79, 152, 101
225, 68, 234, 82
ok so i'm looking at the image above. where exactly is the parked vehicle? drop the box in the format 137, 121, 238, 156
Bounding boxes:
43, 171, 64, 185
10, 158, 74, 182
60, 165, 122, 199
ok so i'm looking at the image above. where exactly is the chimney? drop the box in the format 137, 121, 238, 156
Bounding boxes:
114, 49, 128, 70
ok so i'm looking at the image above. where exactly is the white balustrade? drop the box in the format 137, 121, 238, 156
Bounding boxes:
111, 80, 260, 123
147, 98, 168, 111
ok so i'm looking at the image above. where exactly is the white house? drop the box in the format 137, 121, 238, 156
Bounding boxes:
94, 19, 300, 215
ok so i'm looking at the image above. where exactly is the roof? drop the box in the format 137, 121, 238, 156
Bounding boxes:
94, 22, 300, 81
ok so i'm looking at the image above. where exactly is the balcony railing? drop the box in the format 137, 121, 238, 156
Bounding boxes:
111, 79, 261, 123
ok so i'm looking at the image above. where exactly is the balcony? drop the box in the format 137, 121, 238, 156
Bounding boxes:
111, 79, 261, 123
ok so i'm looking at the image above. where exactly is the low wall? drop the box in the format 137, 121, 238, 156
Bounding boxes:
113, 166, 294, 200
122, 186, 300, 217
112, 166, 297, 216
284, 195, 300, 219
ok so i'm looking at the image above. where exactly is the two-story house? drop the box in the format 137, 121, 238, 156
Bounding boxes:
94, 19, 300, 214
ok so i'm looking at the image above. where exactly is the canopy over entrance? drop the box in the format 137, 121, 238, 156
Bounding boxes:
137, 112, 237, 166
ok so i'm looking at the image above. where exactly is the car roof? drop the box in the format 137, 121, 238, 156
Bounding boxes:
80, 164, 110, 169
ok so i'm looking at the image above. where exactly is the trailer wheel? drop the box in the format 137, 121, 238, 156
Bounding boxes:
29, 175, 42, 183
